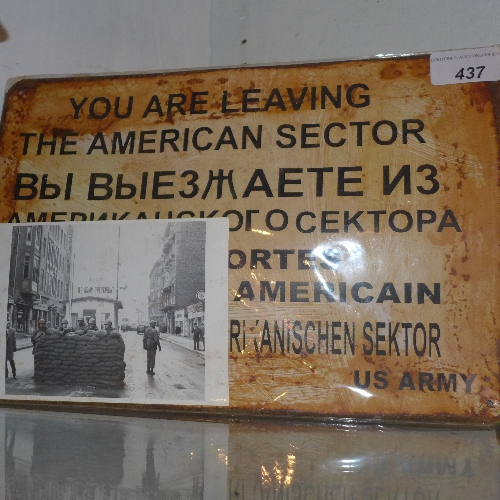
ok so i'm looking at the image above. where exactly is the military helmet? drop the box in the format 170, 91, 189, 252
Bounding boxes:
77, 317, 84, 322
104, 320, 112, 326
149, 320, 156, 326
62, 319, 68, 324
89, 318, 96, 324
38, 318, 46, 324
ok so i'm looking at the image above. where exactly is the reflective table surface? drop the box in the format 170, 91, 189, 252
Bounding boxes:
3, 408, 499, 499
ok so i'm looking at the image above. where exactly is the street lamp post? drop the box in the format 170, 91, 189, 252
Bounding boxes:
136, 308, 145, 326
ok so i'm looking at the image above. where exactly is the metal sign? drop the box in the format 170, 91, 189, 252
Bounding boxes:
0, 54, 499, 423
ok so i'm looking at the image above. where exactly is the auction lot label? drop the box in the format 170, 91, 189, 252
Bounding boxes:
0, 55, 499, 422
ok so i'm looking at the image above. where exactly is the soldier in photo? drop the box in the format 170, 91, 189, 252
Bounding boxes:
193, 323, 202, 351
58, 318, 73, 334
104, 320, 114, 335
31, 318, 47, 354
200, 321, 205, 350
5, 320, 17, 379
30, 318, 48, 378
143, 320, 161, 375
88, 317, 99, 331
75, 317, 88, 334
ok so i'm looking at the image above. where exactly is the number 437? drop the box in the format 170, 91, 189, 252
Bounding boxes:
455, 66, 485, 80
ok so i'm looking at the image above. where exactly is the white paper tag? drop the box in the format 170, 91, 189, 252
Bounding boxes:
430, 46, 500, 85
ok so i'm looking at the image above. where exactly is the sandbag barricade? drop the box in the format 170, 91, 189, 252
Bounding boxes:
33, 328, 126, 388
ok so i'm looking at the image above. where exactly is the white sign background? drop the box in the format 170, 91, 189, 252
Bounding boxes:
430, 45, 500, 85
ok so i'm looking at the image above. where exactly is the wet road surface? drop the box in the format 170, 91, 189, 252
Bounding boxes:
5, 331, 205, 401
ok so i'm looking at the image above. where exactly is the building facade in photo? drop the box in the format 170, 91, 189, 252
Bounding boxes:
8, 225, 73, 333
68, 225, 123, 330
148, 258, 164, 329
69, 296, 122, 330
148, 222, 206, 336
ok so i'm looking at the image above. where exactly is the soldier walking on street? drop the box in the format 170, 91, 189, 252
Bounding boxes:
143, 320, 161, 375
5, 321, 17, 379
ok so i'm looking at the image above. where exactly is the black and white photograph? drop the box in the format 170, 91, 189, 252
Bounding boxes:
0, 218, 229, 405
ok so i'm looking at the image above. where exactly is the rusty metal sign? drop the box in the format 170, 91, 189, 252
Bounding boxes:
0, 54, 499, 423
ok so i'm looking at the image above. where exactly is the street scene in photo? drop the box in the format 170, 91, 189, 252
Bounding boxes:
1, 219, 229, 404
